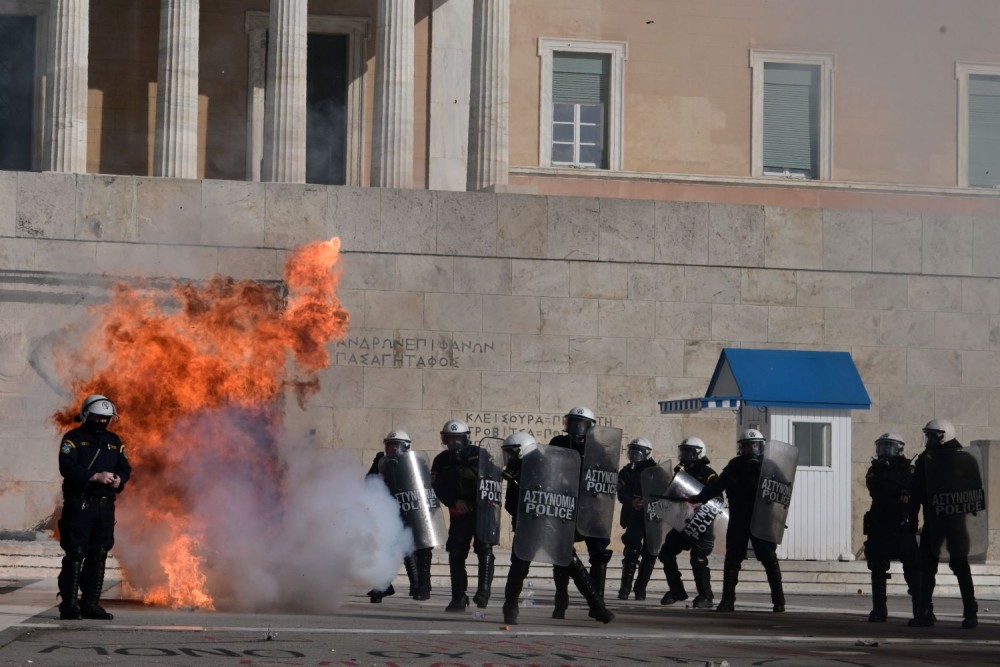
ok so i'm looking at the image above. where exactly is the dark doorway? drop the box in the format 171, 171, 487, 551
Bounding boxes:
306, 33, 348, 185
0, 15, 36, 171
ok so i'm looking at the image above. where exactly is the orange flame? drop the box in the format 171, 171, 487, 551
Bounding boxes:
52, 237, 349, 608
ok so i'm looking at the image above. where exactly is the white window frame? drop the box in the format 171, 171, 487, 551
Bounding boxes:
956, 61, 1000, 188
538, 37, 626, 171
0, 0, 49, 172
244, 12, 369, 185
792, 420, 833, 470
750, 49, 834, 180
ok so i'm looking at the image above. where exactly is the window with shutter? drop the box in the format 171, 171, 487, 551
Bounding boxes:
763, 63, 819, 179
551, 53, 609, 168
968, 74, 1000, 188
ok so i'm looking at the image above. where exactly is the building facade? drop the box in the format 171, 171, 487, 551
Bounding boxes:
0, 0, 998, 558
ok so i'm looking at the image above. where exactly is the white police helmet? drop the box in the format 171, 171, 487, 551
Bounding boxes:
737, 429, 765, 458
875, 432, 905, 459
627, 437, 653, 463
563, 406, 596, 438
79, 394, 117, 423
440, 419, 471, 450
922, 418, 955, 448
678, 436, 707, 464
502, 431, 538, 463
383, 430, 412, 453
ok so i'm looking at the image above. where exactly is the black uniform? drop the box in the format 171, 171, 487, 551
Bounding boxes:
366, 452, 422, 602
909, 439, 980, 628
548, 433, 613, 615
659, 458, 718, 607
863, 453, 919, 622
432, 444, 495, 610
615, 457, 657, 600
57, 423, 131, 620
500, 450, 613, 625
691, 453, 785, 612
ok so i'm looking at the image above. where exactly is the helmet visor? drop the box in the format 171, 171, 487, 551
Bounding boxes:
738, 440, 763, 458
875, 440, 903, 459
678, 446, 699, 464
564, 416, 591, 438
441, 433, 468, 451
627, 446, 649, 464
922, 430, 944, 449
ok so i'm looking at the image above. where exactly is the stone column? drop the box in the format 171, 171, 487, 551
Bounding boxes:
261, 0, 307, 183
45, 0, 89, 173
154, 0, 200, 179
371, 0, 414, 188
467, 0, 508, 191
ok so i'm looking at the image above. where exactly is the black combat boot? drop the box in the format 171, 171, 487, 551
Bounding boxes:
552, 565, 570, 619
908, 567, 936, 627
660, 558, 688, 605
617, 550, 638, 600
445, 551, 469, 612
632, 554, 657, 601
368, 584, 395, 603
952, 561, 978, 629
473, 549, 494, 608
567, 555, 614, 624
868, 570, 888, 622
716, 565, 739, 612
403, 555, 419, 597
589, 549, 612, 601
57, 547, 85, 620
691, 558, 714, 609
502, 557, 531, 625
80, 549, 114, 620
413, 549, 433, 601
762, 559, 785, 613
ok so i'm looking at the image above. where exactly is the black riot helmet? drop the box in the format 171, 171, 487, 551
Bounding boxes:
874, 432, 905, 459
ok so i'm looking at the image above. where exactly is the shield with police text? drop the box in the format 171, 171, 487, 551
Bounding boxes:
923, 443, 988, 560
476, 437, 504, 544
379, 450, 447, 550
659, 469, 729, 545
640, 461, 673, 556
750, 440, 798, 544
513, 444, 582, 566
576, 425, 623, 539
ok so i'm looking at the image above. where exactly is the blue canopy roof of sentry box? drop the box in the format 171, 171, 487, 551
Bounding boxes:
659, 348, 871, 414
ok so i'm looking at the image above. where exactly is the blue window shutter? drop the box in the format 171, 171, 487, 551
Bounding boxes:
763, 63, 819, 176
553, 52, 609, 105
969, 74, 1000, 188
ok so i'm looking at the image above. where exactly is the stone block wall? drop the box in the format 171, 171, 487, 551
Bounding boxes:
1, 171, 997, 559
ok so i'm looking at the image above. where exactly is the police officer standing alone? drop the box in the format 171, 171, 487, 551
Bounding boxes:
688, 429, 785, 613
660, 437, 718, 609
431, 420, 495, 612
616, 437, 658, 601
863, 432, 919, 623
57, 394, 131, 620
909, 419, 982, 629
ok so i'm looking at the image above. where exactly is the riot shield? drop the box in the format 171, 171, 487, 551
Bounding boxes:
379, 450, 447, 550
576, 425, 623, 539
923, 443, 988, 560
513, 444, 581, 566
640, 461, 673, 556
659, 469, 729, 544
750, 440, 798, 544
476, 437, 504, 545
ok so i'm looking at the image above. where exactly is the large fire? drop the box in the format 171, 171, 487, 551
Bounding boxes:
52, 238, 349, 609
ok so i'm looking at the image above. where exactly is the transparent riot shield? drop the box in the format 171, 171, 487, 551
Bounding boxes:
476, 437, 504, 545
513, 444, 581, 566
379, 450, 447, 550
923, 443, 988, 560
576, 425, 623, 539
640, 461, 673, 557
750, 440, 798, 544
658, 469, 729, 545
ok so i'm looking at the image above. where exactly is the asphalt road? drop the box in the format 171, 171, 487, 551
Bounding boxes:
1, 578, 997, 667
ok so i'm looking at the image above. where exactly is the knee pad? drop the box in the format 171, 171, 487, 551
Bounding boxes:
65, 545, 86, 563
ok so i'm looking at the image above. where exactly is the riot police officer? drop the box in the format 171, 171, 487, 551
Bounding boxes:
688, 429, 785, 613
660, 437, 718, 609
366, 431, 422, 603
616, 437, 658, 600
863, 432, 919, 623
909, 419, 981, 629
500, 431, 614, 626
548, 406, 614, 617
57, 394, 131, 620
431, 419, 495, 612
